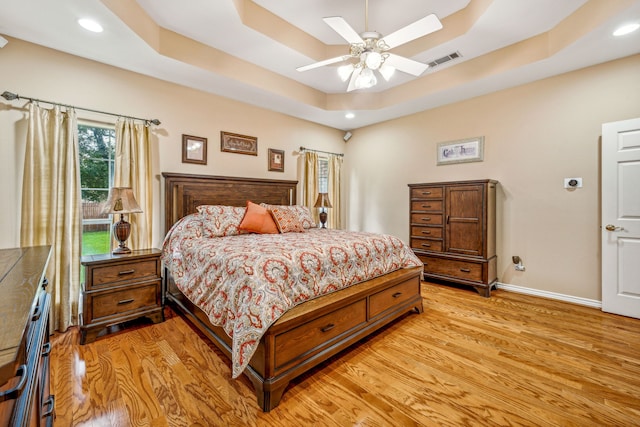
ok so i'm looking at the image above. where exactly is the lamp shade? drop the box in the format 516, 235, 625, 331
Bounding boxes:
314, 193, 332, 209
101, 187, 143, 214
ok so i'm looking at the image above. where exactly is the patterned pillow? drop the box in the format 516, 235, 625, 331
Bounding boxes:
269, 206, 306, 233
196, 205, 246, 238
261, 204, 316, 229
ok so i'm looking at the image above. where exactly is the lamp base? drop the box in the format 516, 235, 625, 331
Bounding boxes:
319, 211, 328, 229
112, 214, 132, 255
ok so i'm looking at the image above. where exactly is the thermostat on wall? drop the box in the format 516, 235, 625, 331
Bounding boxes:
564, 177, 583, 188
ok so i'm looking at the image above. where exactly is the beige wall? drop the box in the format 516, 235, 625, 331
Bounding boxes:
2, 37, 639, 301
344, 54, 640, 300
0, 38, 344, 249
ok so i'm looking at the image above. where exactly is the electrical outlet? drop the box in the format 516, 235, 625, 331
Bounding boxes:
564, 177, 582, 189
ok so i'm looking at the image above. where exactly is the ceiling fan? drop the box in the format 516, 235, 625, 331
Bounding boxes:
296, 0, 443, 91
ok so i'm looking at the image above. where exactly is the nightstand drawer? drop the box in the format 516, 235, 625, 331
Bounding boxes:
91, 281, 159, 320
90, 259, 159, 287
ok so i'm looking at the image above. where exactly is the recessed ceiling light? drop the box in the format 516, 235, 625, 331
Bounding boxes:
613, 23, 639, 37
78, 18, 103, 33
345, 113, 355, 119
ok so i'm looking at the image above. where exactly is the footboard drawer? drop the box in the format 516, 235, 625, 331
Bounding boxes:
369, 277, 420, 319
274, 299, 367, 369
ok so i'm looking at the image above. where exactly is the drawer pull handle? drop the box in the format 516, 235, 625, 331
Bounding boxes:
42, 395, 55, 418
421, 243, 431, 248
118, 269, 136, 275
460, 268, 471, 273
321, 323, 335, 333
422, 230, 431, 235
422, 205, 431, 208
422, 191, 431, 195
0, 365, 27, 402
42, 342, 52, 357
422, 218, 431, 222
392, 292, 403, 298
117, 298, 135, 305
32, 305, 42, 321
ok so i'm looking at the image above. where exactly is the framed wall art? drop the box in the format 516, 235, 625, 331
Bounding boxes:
436, 136, 484, 165
220, 131, 258, 156
182, 134, 207, 165
268, 149, 285, 172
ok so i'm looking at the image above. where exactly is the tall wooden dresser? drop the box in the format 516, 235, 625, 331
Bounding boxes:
0, 246, 54, 426
409, 180, 498, 297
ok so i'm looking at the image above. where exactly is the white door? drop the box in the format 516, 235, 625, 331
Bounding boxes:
602, 118, 640, 319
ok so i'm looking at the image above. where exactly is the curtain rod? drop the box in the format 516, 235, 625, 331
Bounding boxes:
299, 146, 344, 157
1, 91, 161, 126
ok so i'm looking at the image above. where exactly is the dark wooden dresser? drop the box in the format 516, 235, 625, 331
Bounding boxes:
0, 246, 54, 426
409, 180, 498, 297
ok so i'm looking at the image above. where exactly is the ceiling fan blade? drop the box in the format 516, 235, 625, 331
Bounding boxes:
385, 53, 428, 76
297, 55, 351, 72
323, 16, 364, 45
381, 14, 442, 49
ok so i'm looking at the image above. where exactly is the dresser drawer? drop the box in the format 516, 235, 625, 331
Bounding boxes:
411, 226, 443, 239
411, 238, 443, 252
410, 200, 443, 212
274, 299, 366, 369
410, 213, 443, 225
411, 186, 443, 200
91, 281, 159, 320
369, 277, 420, 318
420, 256, 483, 282
89, 259, 159, 288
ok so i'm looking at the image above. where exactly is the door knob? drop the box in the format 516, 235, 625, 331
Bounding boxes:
605, 224, 623, 231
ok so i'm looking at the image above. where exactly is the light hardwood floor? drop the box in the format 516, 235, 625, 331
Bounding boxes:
50, 282, 640, 426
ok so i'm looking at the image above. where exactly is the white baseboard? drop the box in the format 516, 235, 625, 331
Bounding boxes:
495, 282, 602, 309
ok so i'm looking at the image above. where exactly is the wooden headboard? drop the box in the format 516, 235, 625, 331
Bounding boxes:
163, 172, 298, 233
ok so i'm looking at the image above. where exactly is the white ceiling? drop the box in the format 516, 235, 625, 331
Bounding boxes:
0, 0, 639, 130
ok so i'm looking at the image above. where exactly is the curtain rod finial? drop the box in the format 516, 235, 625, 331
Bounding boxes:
1, 91, 18, 101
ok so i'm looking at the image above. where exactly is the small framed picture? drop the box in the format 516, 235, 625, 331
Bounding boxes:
182, 135, 207, 165
220, 131, 258, 156
437, 136, 484, 166
268, 149, 285, 172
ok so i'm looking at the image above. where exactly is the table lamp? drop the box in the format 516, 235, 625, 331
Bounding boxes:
313, 193, 332, 229
101, 187, 143, 254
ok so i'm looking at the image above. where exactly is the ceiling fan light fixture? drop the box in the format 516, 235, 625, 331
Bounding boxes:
364, 51, 383, 70
355, 67, 377, 89
338, 64, 355, 82
379, 64, 396, 81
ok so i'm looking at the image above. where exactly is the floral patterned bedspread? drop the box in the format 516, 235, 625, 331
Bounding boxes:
162, 214, 422, 378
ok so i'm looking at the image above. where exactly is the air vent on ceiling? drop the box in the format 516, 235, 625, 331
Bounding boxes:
427, 51, 462, 69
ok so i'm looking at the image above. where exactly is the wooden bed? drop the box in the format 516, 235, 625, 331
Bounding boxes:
162, 172, 424, 411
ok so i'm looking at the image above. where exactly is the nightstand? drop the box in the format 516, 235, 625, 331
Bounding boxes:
80, 248, 164, 344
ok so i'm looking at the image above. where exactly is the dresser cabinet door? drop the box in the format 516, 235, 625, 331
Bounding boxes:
445, 184, 484, 257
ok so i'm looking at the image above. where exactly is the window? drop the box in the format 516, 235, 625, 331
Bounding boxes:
79, 124, 115, 256
318, 157, 329, 193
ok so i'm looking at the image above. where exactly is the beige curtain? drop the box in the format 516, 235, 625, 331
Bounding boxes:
302, 151, 319, 224
327, 154, 343, 229
21, 103, 81, 332
114, 118, 153, 250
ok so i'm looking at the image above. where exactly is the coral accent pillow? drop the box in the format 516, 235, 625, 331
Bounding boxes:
197, 205, 245, 238
238, 201, 280, 234
269, 206, 306, 233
